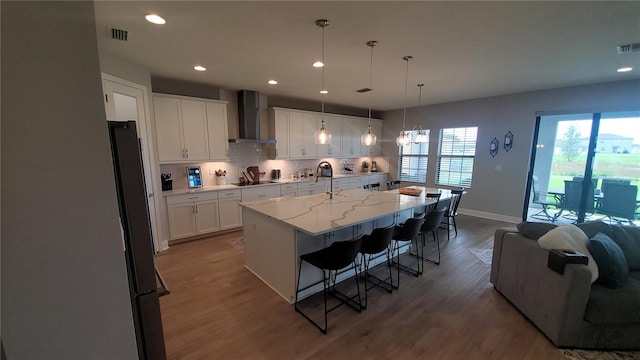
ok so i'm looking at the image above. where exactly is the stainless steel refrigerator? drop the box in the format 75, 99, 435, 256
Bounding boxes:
108, 121, 167, 360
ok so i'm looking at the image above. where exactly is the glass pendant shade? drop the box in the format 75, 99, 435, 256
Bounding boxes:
396, 131, 412, 147
361, 125, 377, 146
314, 120, 332, 144
414, 131, 428, 143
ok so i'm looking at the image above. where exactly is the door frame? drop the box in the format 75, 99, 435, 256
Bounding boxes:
101, 73, 166, 252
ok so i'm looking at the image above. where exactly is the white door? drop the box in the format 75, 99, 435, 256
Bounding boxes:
102, 75, 163, 252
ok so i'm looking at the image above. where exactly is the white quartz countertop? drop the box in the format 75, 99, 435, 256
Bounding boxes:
240, 187, 452, 236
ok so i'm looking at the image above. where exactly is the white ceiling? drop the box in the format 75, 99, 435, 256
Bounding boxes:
94, 1, 640, 111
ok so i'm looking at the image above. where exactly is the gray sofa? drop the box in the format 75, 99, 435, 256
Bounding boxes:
490, 222, 640, 349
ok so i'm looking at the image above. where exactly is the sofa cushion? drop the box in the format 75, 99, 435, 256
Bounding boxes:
577, 221, 640, 270
538, 224, 598, 282
587, 232, 629, 288
517, 221, 557, 240
585, 276, 640, 325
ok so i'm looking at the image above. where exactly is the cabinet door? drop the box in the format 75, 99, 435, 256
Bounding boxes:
168, 203, 197, 240
219, 197, 242, 230
207, 102, 229, 160
154, 97, 185, 162
272, 109, 290, 158
196, 200, 220, 234
302, 113, 318, 158
181, 100, 209, 161
317, 114, 342, 157
288, 111, 305, 157
342, 117, 363, 157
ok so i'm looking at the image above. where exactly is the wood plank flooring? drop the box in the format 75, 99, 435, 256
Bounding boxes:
155, 215, 565, 360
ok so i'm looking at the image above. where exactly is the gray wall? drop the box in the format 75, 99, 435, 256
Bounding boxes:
381, 80, 640, 221
1, 2, 138, 358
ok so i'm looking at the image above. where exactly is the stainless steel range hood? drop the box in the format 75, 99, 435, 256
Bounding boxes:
229, 90, 276, 144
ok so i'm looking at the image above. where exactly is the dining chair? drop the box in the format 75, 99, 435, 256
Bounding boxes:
441, 189, 464, 240
390, 213, 426, 289
419, 207, 447, 265
563, 180, 596, 220
386, 180, 402, 190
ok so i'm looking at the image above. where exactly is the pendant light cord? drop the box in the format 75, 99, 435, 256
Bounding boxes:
321, 24, 326, 116
368, 42, 374, 124
402, 56, 411, 131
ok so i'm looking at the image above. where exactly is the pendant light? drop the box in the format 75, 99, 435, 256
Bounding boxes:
314, 19, 332, 145
413, 84, 428, 143
396, 56, 413, 147
361, 41, 378, 146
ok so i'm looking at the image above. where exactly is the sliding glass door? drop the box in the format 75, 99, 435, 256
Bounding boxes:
525, 111, 640, 225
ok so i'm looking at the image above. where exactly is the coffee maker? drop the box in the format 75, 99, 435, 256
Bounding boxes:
371, 161, 378, 172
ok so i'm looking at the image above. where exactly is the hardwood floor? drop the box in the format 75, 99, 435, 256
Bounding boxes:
155, 215, 565, 360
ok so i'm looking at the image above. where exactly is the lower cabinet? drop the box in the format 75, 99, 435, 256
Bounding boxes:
166, 192, 220, 241
218, 190, 242, 230
280, 183, 298, 197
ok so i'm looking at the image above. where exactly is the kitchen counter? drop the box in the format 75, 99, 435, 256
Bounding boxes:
241, 186, 450, 303
161, 172, 388, 196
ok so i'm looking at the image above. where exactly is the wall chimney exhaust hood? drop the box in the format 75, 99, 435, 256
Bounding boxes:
229, 90, 276, 144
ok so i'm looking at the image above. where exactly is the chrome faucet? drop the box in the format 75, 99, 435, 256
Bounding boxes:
316, 161, 333, 199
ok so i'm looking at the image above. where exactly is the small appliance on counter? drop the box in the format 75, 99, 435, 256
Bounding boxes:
186, 166, 202, 189
371, 161, 378, 172
305, 168, 314, 179
246, 166, 265, 184
271, 169, 281, 180
161, 173, 173, 191
319, 163, 332, 177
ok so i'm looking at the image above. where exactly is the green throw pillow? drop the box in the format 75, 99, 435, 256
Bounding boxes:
587, 232, 629, 289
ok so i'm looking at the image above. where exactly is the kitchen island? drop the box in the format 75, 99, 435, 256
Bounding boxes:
240, 187, 451, 303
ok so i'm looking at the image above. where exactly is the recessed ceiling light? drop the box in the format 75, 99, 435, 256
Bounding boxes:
617, 67, 633, 73
312, 61, 324, 68
194, 65, 206, 71
320, 90, 328, 94
268, 80, 278, 85
145, 14, 166, 25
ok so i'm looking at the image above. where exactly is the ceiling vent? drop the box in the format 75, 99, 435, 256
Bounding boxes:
110, 27, 128, 41
616, 43, 640, 54
356, 88, 373, 93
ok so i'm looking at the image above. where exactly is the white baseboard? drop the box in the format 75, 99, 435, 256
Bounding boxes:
457, 207, 521, 224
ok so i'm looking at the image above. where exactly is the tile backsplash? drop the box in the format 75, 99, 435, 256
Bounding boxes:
160, 143, 390, 190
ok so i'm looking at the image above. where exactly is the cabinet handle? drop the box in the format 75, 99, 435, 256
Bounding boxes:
188, 196, 199, 200
185, 148, 189, 158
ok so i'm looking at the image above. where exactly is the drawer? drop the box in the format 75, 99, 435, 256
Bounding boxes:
218, 189, 241, 199
242, 186, 282, 202
297, 181, 324, 191
333, 178, 350, 186
280, 183, 297, 191
369, 174, 387, 183
166, 190, 218, 205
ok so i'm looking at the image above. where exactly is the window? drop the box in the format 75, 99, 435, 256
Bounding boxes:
437, 127, 477, 188
399, 129, 430, 182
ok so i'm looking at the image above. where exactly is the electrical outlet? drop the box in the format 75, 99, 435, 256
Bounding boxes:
209, 168, 214, 175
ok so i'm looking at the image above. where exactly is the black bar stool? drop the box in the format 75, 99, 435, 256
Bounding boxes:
294, 236, 363, 334
359, 224, 395, 309
391, 213, 426, 289
442, 189, 464, 240
363, 183, 380, 191
420, 207, 447, 265
387, 180, 402, 190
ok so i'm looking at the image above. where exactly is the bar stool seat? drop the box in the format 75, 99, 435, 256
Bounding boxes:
391, 213, 426, 289
294, 236, 363, 334
359, 224, 395, 308
420, 207, 447, 265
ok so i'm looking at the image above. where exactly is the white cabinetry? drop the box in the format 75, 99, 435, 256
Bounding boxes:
297, 179, 329, 196
166, 192, 219, 240
288, 111, 318, 158
154, 94, 229, 163
332, 178, 351, 191
269, 107, 379, 159
206, 102, 230, 160
369, 173, 388, 188
218, 189, 242, 230
270, 108, 290, 158
241, 186, 282, 202
349, 175, 369, 190
280, 183, 298, 197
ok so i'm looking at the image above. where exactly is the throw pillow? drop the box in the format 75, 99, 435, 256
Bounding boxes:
577, 221, 640, 270
587, 232, 629, 288
517, 221, 557, 240
538, 224, 598, 283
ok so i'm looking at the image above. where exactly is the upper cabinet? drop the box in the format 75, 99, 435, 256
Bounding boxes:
153, 93, 229, 163
269, 107, 380, 159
